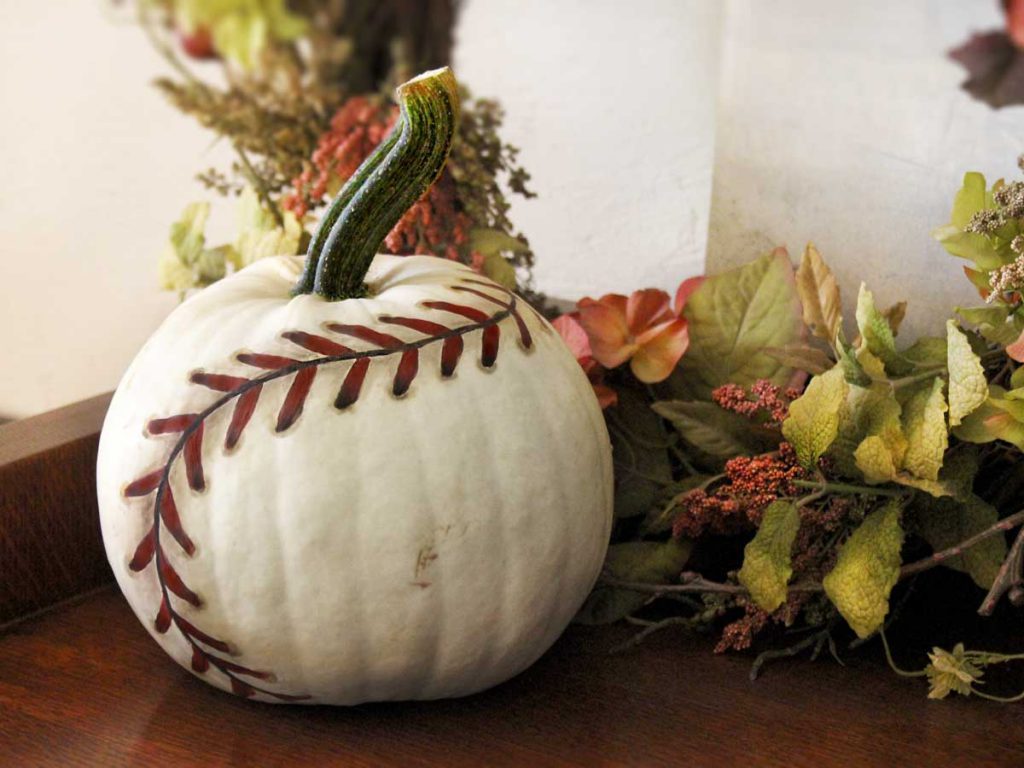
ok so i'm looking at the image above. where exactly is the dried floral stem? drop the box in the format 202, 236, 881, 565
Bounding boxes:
901, 508, 1024, 579
749, 627, 838, 681
979, 521, 1024, 616
611, 616, 701, 654
235, 146, 284, 228
791, 479, 903, 498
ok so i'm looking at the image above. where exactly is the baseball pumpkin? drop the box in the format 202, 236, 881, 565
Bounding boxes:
96, 68, 614, 704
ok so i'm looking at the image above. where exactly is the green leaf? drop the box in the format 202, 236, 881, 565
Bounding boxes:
763, 343, 832, 375
950, 172, 988, 229
946, 320, 987, 427
955, 386, 1024, 450
738, 501, 800, 612
782, 366, 847, 468
574, 539, 693, 625
836, 330, 872, 386
673, 249, 804, 398
468, 227, 531, 255
854, 435, 900, 484
911, 495, 1006, 590
795, 243, 842, 344
823, 501, 905, 638
232, 187, 303, 269
481, 253, 517, 291
178, 0, 308, 71
855, 283, 910, 374
652, 400, 779, 464
956, 305, 1023, 346
903, 336, 948, 367
901, 378, 949, 482
610, 389, 672, 518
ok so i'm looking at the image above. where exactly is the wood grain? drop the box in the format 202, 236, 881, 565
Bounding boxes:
0, 588, 1020, 767
0, 393, 113, 625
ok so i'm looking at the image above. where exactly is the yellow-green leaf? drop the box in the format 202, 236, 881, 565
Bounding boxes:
673, 249, 804, 398
946, 320, 987, 427
901, 378, 949, 482
854, 435, 899, 484
795, 243, 842, 344
574, 539, 693, 625
782, 366, 847, 468
950, 172, 989, 229
738, 501, 800, 612
911, 495, 1006, 589
232, 186, 303, 268
823, 501, 905, 638
855, 283, 903, 371
177, 0, 308, 71
481, 253, 517, 291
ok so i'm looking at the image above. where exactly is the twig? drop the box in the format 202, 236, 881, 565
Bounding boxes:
235, 145, 286, 228
610, 616, 699, 654
791, 479, 903, 498
600, 572, 823, 597
979, 523, 1024, 616
749, 627, 833, 680
901, 509, 1024, 579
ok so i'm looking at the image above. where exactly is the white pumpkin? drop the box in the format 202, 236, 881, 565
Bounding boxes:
96, 68, 613, 705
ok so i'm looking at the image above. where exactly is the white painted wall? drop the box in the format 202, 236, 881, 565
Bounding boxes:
455, 0, 722, 300
708, 0, 1024, 342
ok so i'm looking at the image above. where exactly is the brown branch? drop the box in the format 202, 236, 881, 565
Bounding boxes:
600, 571, 823, 597
980, 523, 1024, 616
901, 508, 1024, 579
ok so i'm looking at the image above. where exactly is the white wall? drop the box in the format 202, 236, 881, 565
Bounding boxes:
708, 0, 1024, 342
455, 0, 722, 300
0, 1, 233, 419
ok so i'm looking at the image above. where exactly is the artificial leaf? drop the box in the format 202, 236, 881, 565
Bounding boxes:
575, 539, 693, 625
652, 400, 779, 466
782, 366, 847, 468
177, 0, 308, 71
901, 378, 948, 482
738, 501, 800, 612
946, 320, 988, 427
481, 253, 517, 290
232, 186, 303, 269
950, 172, 989, 229
955, 386, 1024, 450
763, 343, 832, 375
823, 501, 905, 638
882, 302, 908, 337
911, 495, 1006, 590
610, 389, 672, 518
855, 283, 909, 373
672, 249, 803, 399
836, 330, 871, 386
469, 227, 531, 255
956, 305, 1022, 346
854, 435, 900, 484
903, 336, 948, 367
795, 243, 842, 343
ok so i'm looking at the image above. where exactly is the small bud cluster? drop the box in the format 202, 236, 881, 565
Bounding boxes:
994, 181, 1024, 218
966, 208, 1005, 234
712, 380, 800, 426
988, 255, 1024, 302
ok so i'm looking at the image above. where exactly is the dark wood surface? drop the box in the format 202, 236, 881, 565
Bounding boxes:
0, 393, 112, 624
0, 587, 1021, 767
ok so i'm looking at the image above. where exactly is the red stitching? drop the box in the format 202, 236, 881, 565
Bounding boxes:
121, 284, 519, 700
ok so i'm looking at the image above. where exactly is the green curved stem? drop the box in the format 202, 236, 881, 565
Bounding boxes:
297, 67, 460, 301
293, 119, 403, 295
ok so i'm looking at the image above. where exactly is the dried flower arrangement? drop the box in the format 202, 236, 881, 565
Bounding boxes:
122, 0, 535, 297
563, 157, 1024, 702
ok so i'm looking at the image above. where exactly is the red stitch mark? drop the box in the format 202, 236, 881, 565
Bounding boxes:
282, 331, 353, 356
124, 469, 163, 497
191, 372, 250, 391
441, 336, 463, 377
192, 646, 210, 673
327, 323, 403, 348
129, 528, 156, 571
393, 349, 419, 396
237, 352, 301, 370
155, 597, 172, 633
336, 358, 370, 409
379, 315, 451, 335
183, 424, 205, 491
160, 487, 195, 556
421, 300, 489, 323
276, 367, 316, 432
482, 325, 500, 368
213, 658, 275, 681
159, 552, 201, 607
225, 385, 261, 450
148, 414, 198, 434
176, 615, 232, 654
453, 285, 532, 349
231, 678, 255, 698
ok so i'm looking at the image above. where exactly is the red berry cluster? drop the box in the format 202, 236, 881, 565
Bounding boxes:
712, 380, 800, 426
671, 443, 806, 539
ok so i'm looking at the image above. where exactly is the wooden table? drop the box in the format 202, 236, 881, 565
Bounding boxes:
2, 396, 1022, 766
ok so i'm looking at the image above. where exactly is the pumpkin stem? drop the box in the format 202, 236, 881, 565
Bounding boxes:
295, 67, 460, 301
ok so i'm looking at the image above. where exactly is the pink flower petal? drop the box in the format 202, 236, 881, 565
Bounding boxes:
1007, 328, 1024, 362
630, 319, 690, 383
551, 313, 592, 361
626, 289, 673, 335
674, 276, 705, 315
